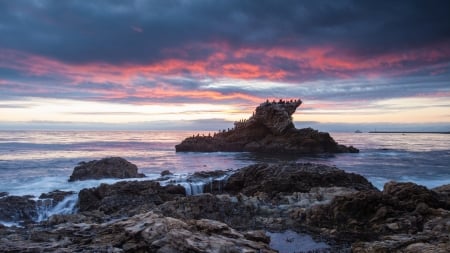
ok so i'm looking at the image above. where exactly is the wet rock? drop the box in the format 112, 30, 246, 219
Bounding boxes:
306, 181, 450, 242
224, 163, 376, 196
158, 187, 357, 231
158, 193, 262, 230
78, 180, 186, 215
186, 170, 231, 194
160, 170, 173, 176
188, 170, 230, 180
0, 195, 37, 224
68, 157, 145, 182
39, 190, 75, 207
176, 99, 359, 154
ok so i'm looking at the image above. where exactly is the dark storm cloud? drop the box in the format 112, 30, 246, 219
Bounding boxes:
1, 0, 449, 64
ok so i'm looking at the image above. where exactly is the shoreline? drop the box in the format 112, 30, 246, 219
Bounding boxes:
1, 161, 449, 252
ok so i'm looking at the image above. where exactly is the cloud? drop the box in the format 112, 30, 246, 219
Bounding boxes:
0, 0, 449, 126
0, 0, 449, 64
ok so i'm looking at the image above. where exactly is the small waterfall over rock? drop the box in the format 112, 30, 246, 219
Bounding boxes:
180, 182, 206, 195
175, 173, 231, 196
35, 194, 78, 222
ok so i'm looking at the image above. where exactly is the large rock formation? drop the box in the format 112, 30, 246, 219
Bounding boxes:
223, 163, 376, 196
68, 157, 145, 182
176, 99, 358, 153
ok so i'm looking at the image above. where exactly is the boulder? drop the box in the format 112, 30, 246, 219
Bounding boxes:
176, 99, 359, 154
68, 157, 145, 182
223, 163, 376, 196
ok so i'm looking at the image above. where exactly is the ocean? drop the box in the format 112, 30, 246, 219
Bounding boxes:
1, 130, 449, 198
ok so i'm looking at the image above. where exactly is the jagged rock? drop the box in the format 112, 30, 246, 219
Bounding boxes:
223, 163, 376, 196
176, 99, 359, 153
68, 157, 145, 182
158, 187, 358, 231
352, 211, 450, 252
433, 184, 450, 205
39, 190, 75, 207
78, 180, 186, 215
0, 195, 37, 224
305, 181, 450, 242
0, 211, 276, 253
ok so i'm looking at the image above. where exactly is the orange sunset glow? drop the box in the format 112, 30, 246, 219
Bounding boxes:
0, 1, 449, 131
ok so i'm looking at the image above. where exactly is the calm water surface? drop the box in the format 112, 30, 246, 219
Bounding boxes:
0, 130, 449, 196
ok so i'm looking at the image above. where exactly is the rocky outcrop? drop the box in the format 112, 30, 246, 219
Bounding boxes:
2, 162, 449, 252
78, 180, 186, 215
0, 195, 37, 225
39, 190, 75, 206
305, 181, 450, 251
68, 157, 145, 182
176, 99, 359, 153
0, 191, 76, 225
223, 163, 376, 196
158, 187, 357, 232
0, 211, 275, 253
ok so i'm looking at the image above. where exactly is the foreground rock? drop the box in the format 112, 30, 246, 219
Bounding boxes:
158, 188, 357, 232
1, 163, 449, 252
0, 211, 275, 253
306, 181, 450, 251
176, 99, 359, 154
0, 195, 37, 225
0, 191, 75, 225
78, 180, 186, 215
68, 157, 145, 182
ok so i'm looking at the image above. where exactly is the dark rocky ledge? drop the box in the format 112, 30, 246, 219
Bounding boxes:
176, 99, 359, 153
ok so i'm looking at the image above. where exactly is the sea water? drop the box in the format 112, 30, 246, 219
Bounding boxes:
0, 130, 448, 196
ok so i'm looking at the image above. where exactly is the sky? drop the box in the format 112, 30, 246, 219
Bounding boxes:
0, 0, 449, 131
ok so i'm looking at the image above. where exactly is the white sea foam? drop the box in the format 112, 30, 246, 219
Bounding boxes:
0, 221, 22, 227
35, 194, 79, 222
2, 174, 161, 197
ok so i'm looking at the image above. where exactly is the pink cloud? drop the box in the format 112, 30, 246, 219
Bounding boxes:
1, 40, 449, 104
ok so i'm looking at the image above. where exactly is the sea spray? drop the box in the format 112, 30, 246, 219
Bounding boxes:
35, 194, 78, 222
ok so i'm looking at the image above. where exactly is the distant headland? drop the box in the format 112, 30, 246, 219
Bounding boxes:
176, 99, 358, 153
369, 131, 450, 134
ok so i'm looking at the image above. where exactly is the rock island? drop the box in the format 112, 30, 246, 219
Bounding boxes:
176, 99, 359, 153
